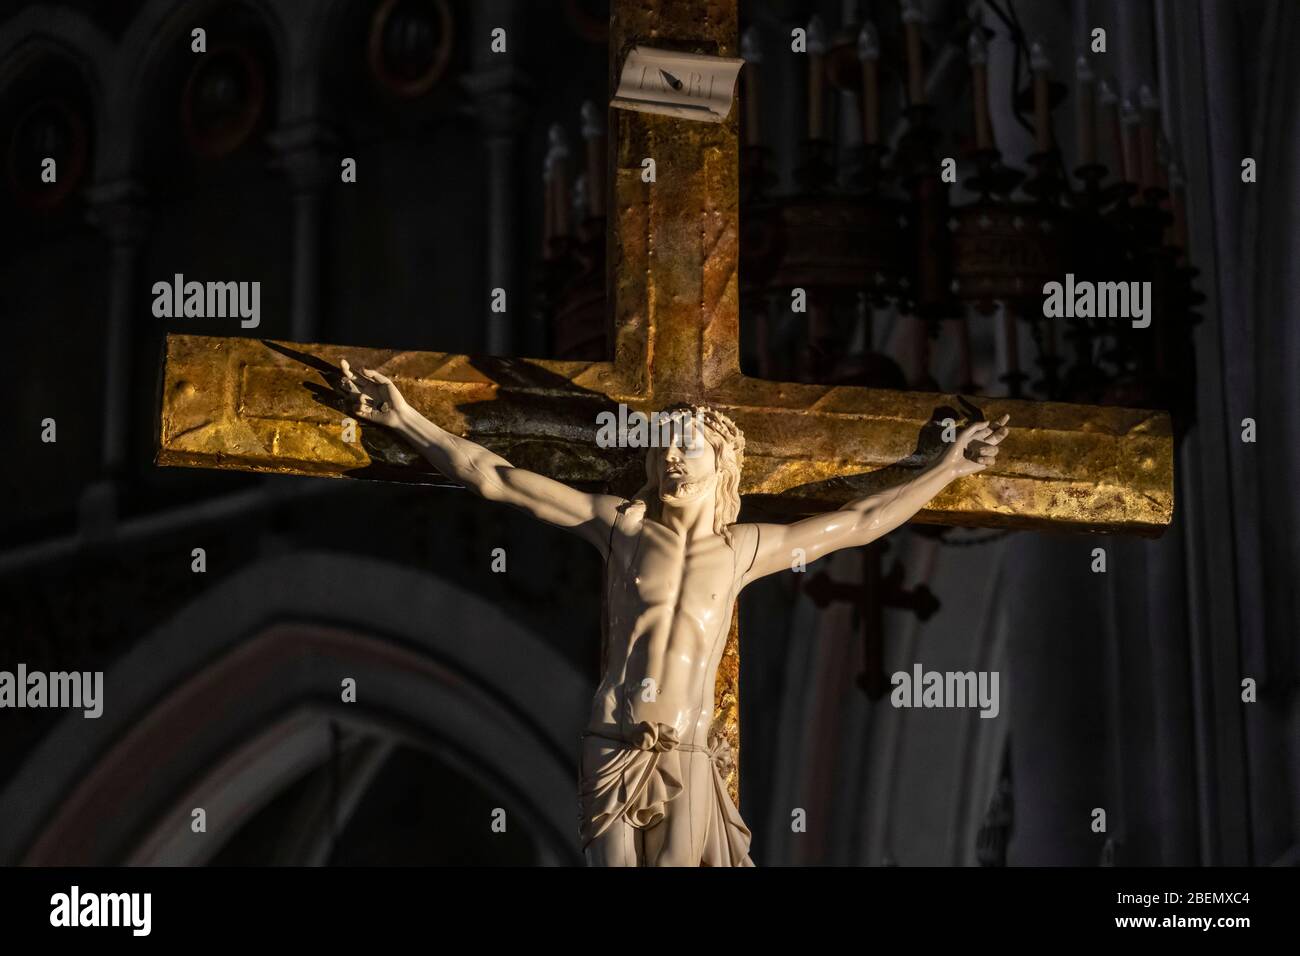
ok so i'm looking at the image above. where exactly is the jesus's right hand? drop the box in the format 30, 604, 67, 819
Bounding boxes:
337, 359, 410, 431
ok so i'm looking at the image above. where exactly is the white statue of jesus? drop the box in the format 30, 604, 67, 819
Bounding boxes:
337, 360, 1009, 866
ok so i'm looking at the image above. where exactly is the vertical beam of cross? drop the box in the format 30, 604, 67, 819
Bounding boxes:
608, 1, 742, 403
608, 0, 746, 803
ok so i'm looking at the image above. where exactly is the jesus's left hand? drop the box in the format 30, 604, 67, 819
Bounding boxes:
943, 414, 1010, 477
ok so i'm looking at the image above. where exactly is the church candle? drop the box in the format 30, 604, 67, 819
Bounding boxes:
1138, 85, 1160, 194
1098, 77, 1121, 179
968, 29, 992, 150
1030, 40, 1051, 152
1075, 55, 1096, 166
580, 101, 605, 218
1120, 98, 1140, 184
1003, 309, 1020, 376
902, 1, 926, 106
858, 22, 880, 145
553, 175, 570, 238
541, 158, 554, 256
807, 15, 827, 139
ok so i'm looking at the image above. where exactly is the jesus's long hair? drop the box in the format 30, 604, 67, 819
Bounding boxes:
630, 404, 745, 547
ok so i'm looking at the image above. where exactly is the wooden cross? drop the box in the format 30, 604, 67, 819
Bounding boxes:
156, 0, 1172, 806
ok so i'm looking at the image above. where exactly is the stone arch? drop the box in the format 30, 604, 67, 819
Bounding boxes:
0, 550, 588, 865
0, 6, 112, 95
0, 8, 112, 197
104, 0, 292, 180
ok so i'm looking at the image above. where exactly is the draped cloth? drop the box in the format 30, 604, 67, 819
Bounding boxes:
579, 720, 754, 866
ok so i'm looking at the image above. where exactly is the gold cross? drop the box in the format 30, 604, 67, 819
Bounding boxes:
157, 0, 1172, 806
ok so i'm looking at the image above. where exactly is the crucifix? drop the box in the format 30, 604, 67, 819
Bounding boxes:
155, 0, 1172, 865
802, 541, 941, 700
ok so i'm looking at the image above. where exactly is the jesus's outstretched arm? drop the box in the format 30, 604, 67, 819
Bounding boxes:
741, 416, 1010, 586
336, 360, 623, 555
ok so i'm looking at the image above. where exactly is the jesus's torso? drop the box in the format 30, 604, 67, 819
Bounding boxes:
587, 509, 754, 748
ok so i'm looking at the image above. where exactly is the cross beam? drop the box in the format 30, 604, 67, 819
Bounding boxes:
158, 331, 1173, 533
156, 0, 1173, 808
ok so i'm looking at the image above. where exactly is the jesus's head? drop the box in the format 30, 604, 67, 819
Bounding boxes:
639, 404, 745, 542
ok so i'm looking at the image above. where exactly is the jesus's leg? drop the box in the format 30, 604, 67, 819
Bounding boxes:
584, 817, 643, 867
645, 752, 714, 866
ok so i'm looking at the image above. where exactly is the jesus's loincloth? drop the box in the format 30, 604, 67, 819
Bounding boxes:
578, 720, 754, 866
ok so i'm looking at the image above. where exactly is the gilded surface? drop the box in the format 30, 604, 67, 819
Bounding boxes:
158, 334, 1175, 535
712, 608, 741, 806
157, 0, 1173, 814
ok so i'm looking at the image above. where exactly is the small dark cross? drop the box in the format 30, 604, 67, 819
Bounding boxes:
802, 542, 940, 700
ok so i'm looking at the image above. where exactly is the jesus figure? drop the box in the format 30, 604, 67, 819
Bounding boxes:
336, 360, 1010, 866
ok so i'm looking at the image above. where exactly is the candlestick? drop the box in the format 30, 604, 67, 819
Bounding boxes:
571, 173, 588, 227
857, 21, 880, 145
901, 0, 926, 106
968, 28, 991, 149
580, 101, 604, 218
807, 15, 827, 139
1075, 55, 1095, 166
1030, 39, 1051, 152
741, 26, 762, 148
545, 123, 570, 239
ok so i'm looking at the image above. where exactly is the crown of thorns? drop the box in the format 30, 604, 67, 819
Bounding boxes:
659, 403, 746, 461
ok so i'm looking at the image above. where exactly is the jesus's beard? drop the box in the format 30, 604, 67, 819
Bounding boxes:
659, 478, 710, 505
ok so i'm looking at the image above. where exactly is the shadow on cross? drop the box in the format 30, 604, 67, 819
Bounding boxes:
738, 396, 990, 522
260, 340, 645, 494
262, 340, 989, 518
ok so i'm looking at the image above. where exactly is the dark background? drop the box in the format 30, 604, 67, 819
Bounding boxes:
0, 0, 1295, 866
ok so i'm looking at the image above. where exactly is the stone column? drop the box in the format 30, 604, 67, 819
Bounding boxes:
268, 122, 338, 343
82, 180, 150, 531
462, 67, 530, 356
